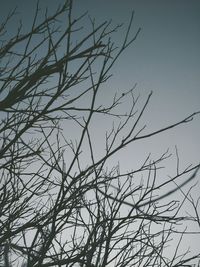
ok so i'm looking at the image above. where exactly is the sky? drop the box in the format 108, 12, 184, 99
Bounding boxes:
70, 0, 200, 181
1, 0, 200, 261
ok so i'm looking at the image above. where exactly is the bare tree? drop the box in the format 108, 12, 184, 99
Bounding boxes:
0, 1, 199, 266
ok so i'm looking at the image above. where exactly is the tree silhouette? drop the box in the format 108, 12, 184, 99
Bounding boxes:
0, 1, 200, 266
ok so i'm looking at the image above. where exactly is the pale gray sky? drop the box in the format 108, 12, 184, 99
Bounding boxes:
1, 0, 200, 262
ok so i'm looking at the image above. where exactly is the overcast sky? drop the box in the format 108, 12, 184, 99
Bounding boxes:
72, 0, 200, 170
1, 0, 200, 257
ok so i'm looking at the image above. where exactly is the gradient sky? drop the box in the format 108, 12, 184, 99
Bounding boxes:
73, 0, 200, 172
1, 0, 200, 259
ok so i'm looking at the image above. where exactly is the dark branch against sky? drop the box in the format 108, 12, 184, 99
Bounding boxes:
1, 0, 199, 179
0, 0, 200, 258
1, 0, 200, 195
0, 0, 200, 264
